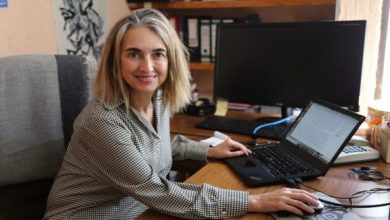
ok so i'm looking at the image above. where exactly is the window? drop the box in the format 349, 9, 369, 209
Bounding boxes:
336, 0, 389, 114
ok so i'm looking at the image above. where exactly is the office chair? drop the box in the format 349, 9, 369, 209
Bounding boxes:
0, 54, 96, 220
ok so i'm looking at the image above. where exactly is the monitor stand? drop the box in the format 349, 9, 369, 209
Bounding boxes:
246, 107, 295, 145
254, 106, 290, 123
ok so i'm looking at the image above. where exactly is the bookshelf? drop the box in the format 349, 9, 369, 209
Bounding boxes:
128, 0, 336, 10
128, 0, 336, 99
190, 62, 214, 71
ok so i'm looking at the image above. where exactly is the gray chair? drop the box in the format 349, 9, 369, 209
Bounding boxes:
0, 54, 96, 220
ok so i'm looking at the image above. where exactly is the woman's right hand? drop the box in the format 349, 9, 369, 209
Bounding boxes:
248, 188, 319, 216
207, 138, 251, 159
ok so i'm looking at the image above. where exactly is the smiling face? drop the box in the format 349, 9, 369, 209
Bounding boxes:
120, 25, 168, 98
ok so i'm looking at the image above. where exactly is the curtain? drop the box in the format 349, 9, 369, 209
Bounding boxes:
336, 0, 388, 115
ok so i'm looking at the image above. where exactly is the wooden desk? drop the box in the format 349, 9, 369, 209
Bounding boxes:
139, 112, 390, 220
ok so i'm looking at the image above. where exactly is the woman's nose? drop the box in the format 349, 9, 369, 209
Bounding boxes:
139, 56, 154, 72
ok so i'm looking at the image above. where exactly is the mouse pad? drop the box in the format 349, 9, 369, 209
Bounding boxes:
271, 192, 362, 220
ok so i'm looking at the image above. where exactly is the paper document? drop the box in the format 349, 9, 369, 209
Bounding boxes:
201, 131, 229, 146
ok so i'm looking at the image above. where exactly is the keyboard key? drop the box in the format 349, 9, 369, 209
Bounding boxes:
251, 144, 312, 177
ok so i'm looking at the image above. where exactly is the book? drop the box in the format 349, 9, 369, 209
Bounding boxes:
185, 17, 200, 61
169, 16, 185, 43
210, 18, 221, 62
200, 18, 211, 62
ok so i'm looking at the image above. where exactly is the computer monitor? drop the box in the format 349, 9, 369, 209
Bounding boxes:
214, 20, 366, 118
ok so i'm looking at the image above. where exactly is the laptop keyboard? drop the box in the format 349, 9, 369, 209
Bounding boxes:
252, 144, 313, 177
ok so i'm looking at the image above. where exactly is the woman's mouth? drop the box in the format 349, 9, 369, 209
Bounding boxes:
136, 75, 156, 83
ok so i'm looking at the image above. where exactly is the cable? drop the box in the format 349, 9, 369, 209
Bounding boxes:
350, 167, 390, 181
298, 181, 354, 201
285, 178, 300, 188
318, 185, 390, 208
297, 180, 390, 209
318, 198, 390, 208
252, 115, 295, 135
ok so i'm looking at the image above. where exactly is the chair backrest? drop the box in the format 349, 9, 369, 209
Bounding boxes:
0, 54, 96, 187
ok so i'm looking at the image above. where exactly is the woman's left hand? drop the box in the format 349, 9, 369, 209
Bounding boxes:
207, 138, 251, 159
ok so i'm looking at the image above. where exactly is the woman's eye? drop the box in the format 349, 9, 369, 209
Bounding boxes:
153, 52, 167, 59
127, 51, 141, 59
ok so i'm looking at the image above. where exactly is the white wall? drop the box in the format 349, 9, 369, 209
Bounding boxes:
0, 0, 129, 57
0, 0, 57, 56
107, 0, 130, 31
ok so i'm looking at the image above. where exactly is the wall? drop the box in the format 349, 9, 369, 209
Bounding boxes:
0, 0, 57, 56
0, 0, 129, 57
107, 0, 130, 32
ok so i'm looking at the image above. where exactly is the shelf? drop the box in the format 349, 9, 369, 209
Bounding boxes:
190, 62, 214, 71
128, 0, 336, 10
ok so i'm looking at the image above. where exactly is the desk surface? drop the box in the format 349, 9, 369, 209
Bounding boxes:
138, 112, 390, 220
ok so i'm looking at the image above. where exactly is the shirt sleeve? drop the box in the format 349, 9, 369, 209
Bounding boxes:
171, 134, 210, 161
79, 111, 248, 219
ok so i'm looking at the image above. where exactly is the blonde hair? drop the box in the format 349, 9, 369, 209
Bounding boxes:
93, 8, 192, 114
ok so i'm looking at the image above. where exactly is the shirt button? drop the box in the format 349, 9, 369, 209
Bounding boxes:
222, 209, 227, 216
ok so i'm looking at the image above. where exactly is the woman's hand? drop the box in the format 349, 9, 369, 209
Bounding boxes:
248, 188, 319, 216
207, 138, 251, 159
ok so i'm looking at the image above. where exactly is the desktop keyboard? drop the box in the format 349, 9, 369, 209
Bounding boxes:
334, 145, 380, 165
195, 115, 290, 140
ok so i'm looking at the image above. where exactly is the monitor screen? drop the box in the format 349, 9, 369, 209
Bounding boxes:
214, 20, 366, 114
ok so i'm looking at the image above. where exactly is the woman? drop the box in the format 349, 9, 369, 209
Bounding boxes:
44, 8, 319, 219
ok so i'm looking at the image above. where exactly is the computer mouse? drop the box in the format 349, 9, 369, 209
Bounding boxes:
307, 200, 324, 214
275, 200, 324, 217
311, 200, 324, 212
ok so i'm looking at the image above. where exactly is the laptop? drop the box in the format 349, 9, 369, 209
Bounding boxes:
225, 99, 366, 187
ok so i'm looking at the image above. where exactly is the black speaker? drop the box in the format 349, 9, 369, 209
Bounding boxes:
183, 98, 215, 116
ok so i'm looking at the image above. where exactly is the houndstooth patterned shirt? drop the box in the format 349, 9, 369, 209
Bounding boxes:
44, 91, 248, 220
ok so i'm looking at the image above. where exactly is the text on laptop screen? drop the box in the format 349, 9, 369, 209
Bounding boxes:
286, 102, 360, 162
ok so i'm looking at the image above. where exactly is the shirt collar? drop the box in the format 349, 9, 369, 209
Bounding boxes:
98, 88, 163, 111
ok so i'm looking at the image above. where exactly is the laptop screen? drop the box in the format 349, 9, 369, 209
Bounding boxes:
286, 102, 360, 163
